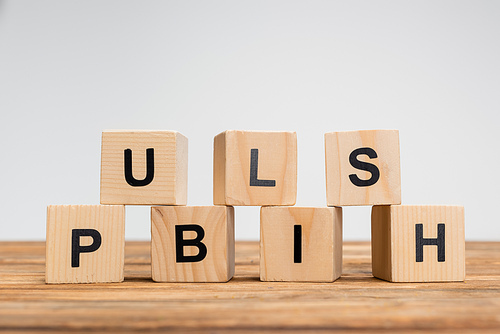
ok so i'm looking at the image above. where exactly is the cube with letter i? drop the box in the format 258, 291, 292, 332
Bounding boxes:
325, 130, 401, 206
151, 206, 235, 282
371, 205, 465, 282
213, 130, 297, 206
45, 205, 125, 284
260, 206, 343, 282
100, 130, 188, 205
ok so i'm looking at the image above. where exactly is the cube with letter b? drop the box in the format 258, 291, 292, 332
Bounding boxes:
213, 130, 297, 206
325, 130, 401, 206
45, 205, 125, 284
100, 130, 188, 205
151, 206, 235, 282
371, 205, 465, 282
260, 206, 342, 282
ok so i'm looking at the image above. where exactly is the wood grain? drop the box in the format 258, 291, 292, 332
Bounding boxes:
325, 130, 401, 206
1, 241, 499, 333
372, 205, 465, 282
260, 206, 342, 282
100, 130, 188, 205
151, 206, 235, 282
45, 205, 125, 283
213, 130, 297, 206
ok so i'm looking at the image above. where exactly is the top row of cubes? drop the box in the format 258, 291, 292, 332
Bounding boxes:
100, 129, 401, 207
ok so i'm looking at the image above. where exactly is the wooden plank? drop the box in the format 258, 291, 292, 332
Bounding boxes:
325, 130, 401, 206
0, 241, 499, 333
213, 130, 297, 206
260, 206, 342, 282
100, 130, 188, 205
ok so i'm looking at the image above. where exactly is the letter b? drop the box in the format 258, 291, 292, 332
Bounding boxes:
175, 224, 208, 263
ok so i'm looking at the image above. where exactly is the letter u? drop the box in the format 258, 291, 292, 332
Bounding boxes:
124, 148, 155, 186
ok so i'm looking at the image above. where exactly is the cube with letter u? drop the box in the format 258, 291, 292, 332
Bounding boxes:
100, 130, 188, 205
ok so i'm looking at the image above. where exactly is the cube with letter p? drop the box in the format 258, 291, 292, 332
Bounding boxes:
45, 205, 125, 284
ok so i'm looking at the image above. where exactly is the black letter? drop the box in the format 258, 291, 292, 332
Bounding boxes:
71, 229, 102, 268
415, 223, 445, 262
348, 147, 380, 187
249, 148, 276, 187
294, 225, 302, 263
124, 148, 154, 187
175, 225, 207, 263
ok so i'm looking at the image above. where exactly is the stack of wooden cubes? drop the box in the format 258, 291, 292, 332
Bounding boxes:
45, 129, 464, 284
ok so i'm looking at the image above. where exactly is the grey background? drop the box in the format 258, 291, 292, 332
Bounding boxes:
1, 1, 498, 241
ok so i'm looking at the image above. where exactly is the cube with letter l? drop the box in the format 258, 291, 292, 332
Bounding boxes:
213, 130, 297, 206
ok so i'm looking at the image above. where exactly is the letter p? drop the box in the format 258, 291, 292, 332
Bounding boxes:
71, 229, 102, 268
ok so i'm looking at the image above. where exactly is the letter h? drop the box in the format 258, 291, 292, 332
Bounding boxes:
415, 223, 445, 263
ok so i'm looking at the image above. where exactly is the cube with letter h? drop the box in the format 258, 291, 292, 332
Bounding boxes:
100, 130, 188, 205
151, 206, 235, 282
46, 205, 125, 284
371, 205, 465, 282
260, 206, 343, 282
325, 130, 401, 206
213, 130, 297, 206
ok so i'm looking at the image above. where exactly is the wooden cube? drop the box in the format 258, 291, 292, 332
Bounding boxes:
100, 130, 188, 205
46, 205, 125, 284
371, 205, 465, 282
260, 206, 342, 282
325, 130, 401, 206
151, 206, 235, 282
213, 130, 297, 206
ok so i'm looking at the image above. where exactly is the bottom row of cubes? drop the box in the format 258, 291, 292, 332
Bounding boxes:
45, 204, 464, 284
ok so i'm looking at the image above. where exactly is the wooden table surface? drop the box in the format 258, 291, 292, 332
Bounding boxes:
0, 241, 499, 333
